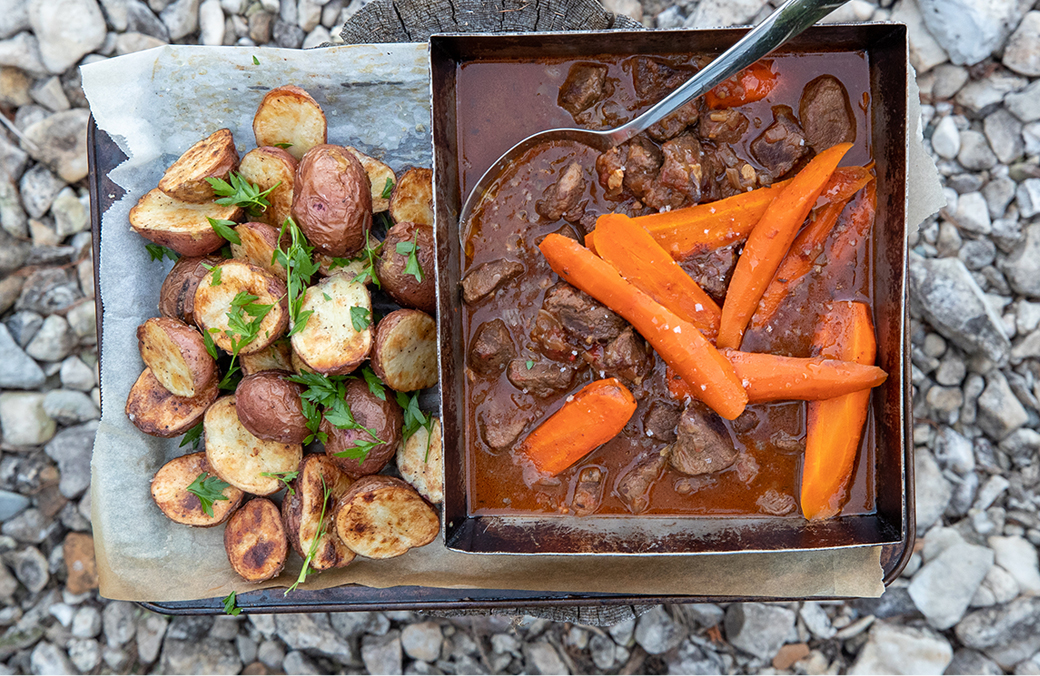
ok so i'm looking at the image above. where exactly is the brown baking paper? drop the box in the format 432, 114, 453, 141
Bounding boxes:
83, 42, 941, 604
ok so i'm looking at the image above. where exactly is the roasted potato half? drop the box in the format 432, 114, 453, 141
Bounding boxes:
240, 338, 293, 375
224, 498, 288, 582
235, 370, 309, 444
290, 273, 372, 375
151, 452, 244, 527
193, 260, 289, 355
314, 253, 367, 280
396, 418, 443, 504
377, 221, 435, 314
333, 475, 439, 559
237, 146, 296, 228
345, 146, 395, 213
292, 144, 372, 258
230, 221, 286, 280
371, 309, 438, 393
281, 455, 356, 571
252, 85, 327, 161
125, 367, 219, 438
322, 377, 403, 478
159, 255, 222, 326
204, 395, 303, 495
158, 128, 239, 203
129, 188, 242, 257
388, 167, 433, 226
137, 317, 216, 398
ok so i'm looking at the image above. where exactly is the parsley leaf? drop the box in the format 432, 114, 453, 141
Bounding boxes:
210, 266, 222, 286
252, 55, 260, 65
206, 172, 280, 219
346, 231, 383, 288
274, 217, 321, 337
380, 177, 394, 199
396, 391, 435, 461
350, 306, 371, 332
223, 591, 241, 615
273, 142, 293, 149
208, 217, 241, 245
260, 470, 299, 496
396, 240, 423, 283
361, 366, 386, 401
215, 291, 274, 390
288, 371, 384, 460
145, 243, 179, 262
202, 328, 219, 359
526, 360, 534, 370
186, 473, 231, 517
178, 422, 204, 450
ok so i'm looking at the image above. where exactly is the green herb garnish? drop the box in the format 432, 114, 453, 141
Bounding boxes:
252, 55, 260, 65
347, 231, 383, 288
395, 240, 423, 283
178, 421, 204, 450
216, 291, 274, 389
186, 473, 231, 517
350, 306, 371, 332
223, 591, 241, 615
526, 360, 534, 370
273, 142, 293, 149
396, 391, 435, 461
361, 365, 386, 401
208, 217, 241, 245
286, 476, 330, 594
274, 217, 320, 337
288, 371, 384, 457
202, 327, 219, 360
206, 172, 280, 219
260, 470, 299, 495
145, 244, 179, 262
380, 177, 394, 199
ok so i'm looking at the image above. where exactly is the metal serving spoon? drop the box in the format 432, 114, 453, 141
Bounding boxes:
459, 0, 849, 232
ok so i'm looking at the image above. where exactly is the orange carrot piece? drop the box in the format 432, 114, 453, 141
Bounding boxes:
704, 60, 778, 109
822, 179, 877, 286
717, 143, 853, 349
539, 233, 748, 420
593, 213, 722, 341
801, 301, 877, 520
623, 180, 792, 259
720, 348, 886, 403
749, 167, 875, 330
518, 378, 637, 476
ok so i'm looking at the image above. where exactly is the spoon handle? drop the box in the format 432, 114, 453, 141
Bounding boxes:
608, 0, 849, 145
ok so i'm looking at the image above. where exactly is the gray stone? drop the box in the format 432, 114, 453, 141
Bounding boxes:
724, 602, 795, 660
523, 640, 568, 675
959, 239, 996, 271
159, 0, 198, 39
916, 449, 953, 530
1003, 11, 1040, 76
0, 0, 30, 40
70, 606, 100, 638
102, 601, 136, 648
1003, 223, 1040, 298
909, 254, 1010, 364
588, 633, 615, 670
283, 651, 320, 675
66, 638, 100, 672
160, 638, 242, 675
849, 622, 952, 674
275, 613, 352, 659
1, 507, 49, 544
18, 164, 64, 220
932, 115, 960, 159
362, 631, 402, 676
0, 392, 55, 447
932, 64, 970, 99
58, 356, 94, 392
1006, 80, 1040, 122
29, 76, 68, 112
951, 191, 992, 235
891, 0, 949, 73
977, 370, 1028, 440
971, 564, 1020, 606
235, 635, 256, 665
66, 301, 96, 344
958, 130, 999, 171
0, 325, 45, 390
909, 541, 993, 629
948, 470, 979, 516
50, 188, 87, 238
17, 267, 81, 316
9, 546, 48, 592
935, 427, 975, 475
42, 390, 98, 425
134, 612, 166, 664
0, 32, 47, 75
28, 0, 106, 73
956, 597, 1040, 668
957, 73, 1029, 115
799, 601, 835, 640
25, 315, 75, 362
400, 622, 442, 663
115, 30, 166, 54
989, 535, 1040, 595
1018, 179, 1040, 219
683, 0, 768, 27
199, 0, 223, 45
30, 641, 73, 675
945, 649, 1004, 676
0, 491, 29, 522
984, 108, 1025, 164
1011, 330, 1040, 362
917, 0, 1019, 66
635, 605, 685, 655
0, 176, 26, 239
974, 475, 1010, 511
983, 176, 1017, 218
6, 312, 43, 348
272, 18, 303, 47
21, 108, 89, 183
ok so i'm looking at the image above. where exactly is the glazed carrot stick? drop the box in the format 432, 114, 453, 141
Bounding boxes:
719, 348, 886, 403
538, 233, 748, 420
749, 167, 874, 330
801, 301, 877, 520
717, 142, 853, 349
593, 213, 722, 341
518, 378, 637, 476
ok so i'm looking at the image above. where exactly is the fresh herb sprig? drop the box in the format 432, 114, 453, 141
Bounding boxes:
186, 473, 231, 517
145, 244, 179, 262
206, 172, 280, 219
350, 306, 371, 332
285, 476, 330, 594
179, 421, 204, 450
287, 372, 385, 458
208, 217, 241, 245
217, 291, 274, 389
274, 217, 320, 337
361, 366, 386, 401
260, 470, 299, 495
334, 231, 383, 288
223, 591, 241, 616
380, 177, 394, 199
395, 241, 424, 283
396, 391, 435, 461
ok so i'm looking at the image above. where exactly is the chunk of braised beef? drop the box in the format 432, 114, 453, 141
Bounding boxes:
468, 318, 515, 376
542, 283, 627, 344
700, 109, 749, 144
713, 144, 760, 196
577, 211, 599, 237
570, 466, 605, 516
647, 100, 700, 142
530, 309, 575, 359
734, 452, 760, 485
616, 449, 669, 514
654, 133, 707, 206
669, 401, 738, 476
595, 145, 626, 200
622, 136, 663, 198
590, 327, 653, 386
674, 474, 716, 495
506, 359, 577, 398
678, 243, 738, 306
630, 56, 691, 101
642, 399, 682, 443
558, 63, 610, 116
757, 488, 797, 516
478, 399, 533, 451
799, 75, 856, 152
461, 259, 524, 304
750, 105, 810, 179
536, 162, 587, 223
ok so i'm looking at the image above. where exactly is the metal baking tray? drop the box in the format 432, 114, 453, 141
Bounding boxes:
433, 25, 913, 556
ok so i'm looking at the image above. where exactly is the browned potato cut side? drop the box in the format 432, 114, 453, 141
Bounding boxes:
224, 498, 288, 582
322, 378, 403, 478
371, 309, 438, 393
130, 188, 241, 257
125, 367, 219, 438
204, 395, 302, 495
159, 255, 222, 326
290, 350, 316, 375
345, 147, 395, 213
193, 260, 289, 355
235, 371, 309, 444
137, 317, 216, 397
231, 221, 286, 280
253, 85, 327, 161
281, 455, 355, 571
333, 475, 439, 559
376, 221, 435, 314
151, 452, 244, 527
240, 339, 293, 375
396, 418, 443, 504
158, 128, 239, 203
291, 144, 372, 258
389, 167, 433, 226
237, 146, 296, 228
290, 273, 372, 375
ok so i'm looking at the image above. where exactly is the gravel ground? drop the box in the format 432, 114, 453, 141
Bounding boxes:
1, 0, 1039, 673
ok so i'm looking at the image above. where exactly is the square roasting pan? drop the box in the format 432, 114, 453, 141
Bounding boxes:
433, 24, 914, 556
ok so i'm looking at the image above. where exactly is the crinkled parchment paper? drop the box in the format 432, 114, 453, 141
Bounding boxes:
82, 42, 940, 604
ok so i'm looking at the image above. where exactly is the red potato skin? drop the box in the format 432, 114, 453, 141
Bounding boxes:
158, 255, 223, 326
235, 370, 309, 444
137, 316, 217, 396
377, 221, 436, 315
291, 144, 373, 258
322, 378, 403, 478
